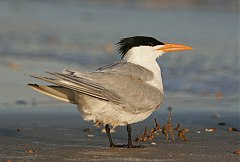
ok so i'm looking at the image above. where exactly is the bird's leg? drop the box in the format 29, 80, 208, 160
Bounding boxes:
126, 124, 144, 148
105, 124, 125, 148
105, 124, 114, 147
127, 124, 133, 148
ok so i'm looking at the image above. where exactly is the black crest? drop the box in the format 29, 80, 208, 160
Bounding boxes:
117, 36, 164, 58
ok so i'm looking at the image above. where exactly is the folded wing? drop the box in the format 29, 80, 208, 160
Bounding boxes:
28, 61, 163, 114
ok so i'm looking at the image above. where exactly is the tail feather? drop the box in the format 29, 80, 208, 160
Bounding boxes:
28, 84, 77, 104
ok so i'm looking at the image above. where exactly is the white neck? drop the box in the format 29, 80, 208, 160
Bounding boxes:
122, 46, 164, 93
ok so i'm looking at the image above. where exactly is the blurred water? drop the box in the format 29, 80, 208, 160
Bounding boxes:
0, 0, 239, 103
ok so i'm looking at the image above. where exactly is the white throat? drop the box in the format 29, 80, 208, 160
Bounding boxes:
122, 46, 164, 93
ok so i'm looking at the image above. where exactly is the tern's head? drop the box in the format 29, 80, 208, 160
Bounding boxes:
117, 36, 192, 61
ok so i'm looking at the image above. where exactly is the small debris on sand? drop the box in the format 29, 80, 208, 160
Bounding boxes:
228, 127, 239, 132
205, 128, 216, 132
82, 128, 95, 137
154, 118, 161, 131
233, 150, 240, 154
136, 106, 190, 143
82, 128, 91, 133
174, 123, 180, 131
87, 134, 94, 137
178, 130, 188, 141
135, 127, 148, 142
175, 123, 189, 141
25, 149, 34, 153
162, 108, 175, 141
218, 122, 226, 126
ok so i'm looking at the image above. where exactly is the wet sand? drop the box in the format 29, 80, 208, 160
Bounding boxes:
0, 107, 239, 162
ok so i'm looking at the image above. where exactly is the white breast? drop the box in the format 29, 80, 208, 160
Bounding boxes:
76, 94, 153, 128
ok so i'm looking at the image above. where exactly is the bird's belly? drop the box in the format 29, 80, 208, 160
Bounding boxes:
76, 94, 152, 128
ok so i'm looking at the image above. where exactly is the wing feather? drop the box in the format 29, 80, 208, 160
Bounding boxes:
27, 74, 111, 102
28, 61, 163, 114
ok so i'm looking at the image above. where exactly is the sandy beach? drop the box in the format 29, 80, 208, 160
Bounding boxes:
0, 105, 239, 162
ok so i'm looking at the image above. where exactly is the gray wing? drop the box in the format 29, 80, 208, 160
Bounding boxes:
29, 61, 163, 114
88, 72, 163, 114
96, 61, 154, 81
28, 72, 121, 104
88, 61, 163, 113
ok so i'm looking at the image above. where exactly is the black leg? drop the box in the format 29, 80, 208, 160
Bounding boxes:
105, 124, 114, 147
127, 124, 144, 148
127, 124, 133, 148
105, 124, 125, 148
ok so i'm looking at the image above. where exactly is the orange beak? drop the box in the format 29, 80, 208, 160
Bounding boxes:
157, 43, 193, 53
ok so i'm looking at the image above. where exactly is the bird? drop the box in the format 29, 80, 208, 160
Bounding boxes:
27, 36, 192, 148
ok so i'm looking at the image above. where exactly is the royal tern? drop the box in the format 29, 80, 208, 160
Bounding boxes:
27, 36, 192, 148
